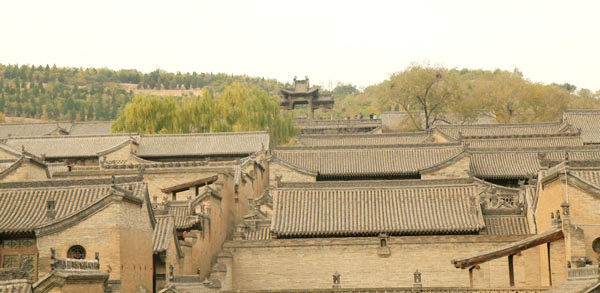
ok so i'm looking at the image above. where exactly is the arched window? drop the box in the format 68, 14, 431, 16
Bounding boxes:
593, 238, 600, 254
67, 245, 86, 259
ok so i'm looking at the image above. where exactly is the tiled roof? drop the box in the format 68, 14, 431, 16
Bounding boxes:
0, 181, 146, 235
572, 169, 600, 187
153, 215, 176, 254
436, 122, 572, 139
136, 131, 269, 157
0, 121, 113, 139
297, 132, 432, 147
0, 123, 70, 138
464, 135, 584, 149
245, 227, 272, 240
470, 152, 540, 179
470, 147, 600, 179
67, 121, 113, 136
273, 145, 463, 177
483, 215, 530, 235
271, 186, 485, 237
4, 134, 133, 158
166, 202, 202, 230
294, 119, 381, 130
564, 110, 600, 144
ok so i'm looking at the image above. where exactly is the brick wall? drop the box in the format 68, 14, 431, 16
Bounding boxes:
224, 235, 535, 290
36, 196, 153, 293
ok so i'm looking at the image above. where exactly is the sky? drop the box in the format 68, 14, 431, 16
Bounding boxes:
1, 0, 599, 91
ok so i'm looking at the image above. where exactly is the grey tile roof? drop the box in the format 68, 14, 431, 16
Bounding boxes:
470, 152, 541, 179
67, 121, 113, 135
245, 227, 271, 240
273, 145, 464, 177
564, 110, 600, 144
165, 202, 202, 230
271, 185, 485, 237
470, 147, 600, 179
483, 215, 530, 235
0, 181, 146, 234
0, 123, 70, 138
4, 134, 134, 158
294, 119, 381, 130
571, 169, 600, 187
297, 132, 432, 147
136, 131, 269, 157
153, 215, 176, 254
464, 135, 584, 149
0, 121, 113, 139
436, 121, 572, 139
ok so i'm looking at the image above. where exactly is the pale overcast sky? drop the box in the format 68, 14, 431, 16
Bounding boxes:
1, 0, 598, 91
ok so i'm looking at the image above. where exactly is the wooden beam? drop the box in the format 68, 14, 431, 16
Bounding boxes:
160, 175, 218, 194
452, 228, 563, 269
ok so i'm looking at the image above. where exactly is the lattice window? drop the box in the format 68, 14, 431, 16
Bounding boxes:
67, 245, 86, 259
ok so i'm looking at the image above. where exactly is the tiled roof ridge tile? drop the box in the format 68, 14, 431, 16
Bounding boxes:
278, 178, 475, 188
5, 133, 137, 140
275, 183, 477, 191
0, 176, 143, 190
436, 121, 564, 129
139, 130, 268, 137
564, 109, 600, 114
298, 131, 429, 139
463, 132, 581, 140
275, 142, 462, 151
467, 145, 600, 153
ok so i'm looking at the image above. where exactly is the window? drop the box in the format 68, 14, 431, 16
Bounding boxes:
67, 245, 86, 259
592, 238, 600, 254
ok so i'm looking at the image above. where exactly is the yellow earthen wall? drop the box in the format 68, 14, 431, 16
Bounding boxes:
0, 162, 47, 182
225, 235, 537, 290
421, 155, 470, 180
268, 161, 316, 188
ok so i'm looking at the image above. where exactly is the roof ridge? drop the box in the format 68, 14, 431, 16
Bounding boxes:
436, 121, 562, 128
298, 132, 429, 138
5, 133, 136, 140
274, 142, 462, 151
139, 130, 268, 137
468, 145, 600, 153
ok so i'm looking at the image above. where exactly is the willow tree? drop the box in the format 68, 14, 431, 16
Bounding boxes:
111, 94, 178, 133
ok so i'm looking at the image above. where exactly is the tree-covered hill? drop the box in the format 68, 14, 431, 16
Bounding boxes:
0, 64, 285, 121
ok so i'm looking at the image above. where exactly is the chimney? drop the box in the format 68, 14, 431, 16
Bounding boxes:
46, 200, 56, 220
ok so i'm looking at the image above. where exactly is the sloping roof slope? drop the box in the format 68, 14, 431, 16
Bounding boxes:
465, 135, 584, 149
470, 152, 541, 179
273, 145, 463, 177
564, 110, 600, 144
136, 131, 269, 157
0, 181, 146, 235
436, 122, 571, 140
0, 123, 70, 138
483, 215, 530, 235
4, 135, 133, 158
271, 185, 485, 237
153, 215, 182, 257
297, 132, 432, 147
67, 121, 113, 135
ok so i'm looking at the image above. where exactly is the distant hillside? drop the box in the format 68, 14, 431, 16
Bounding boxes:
0, 64, 286, 121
